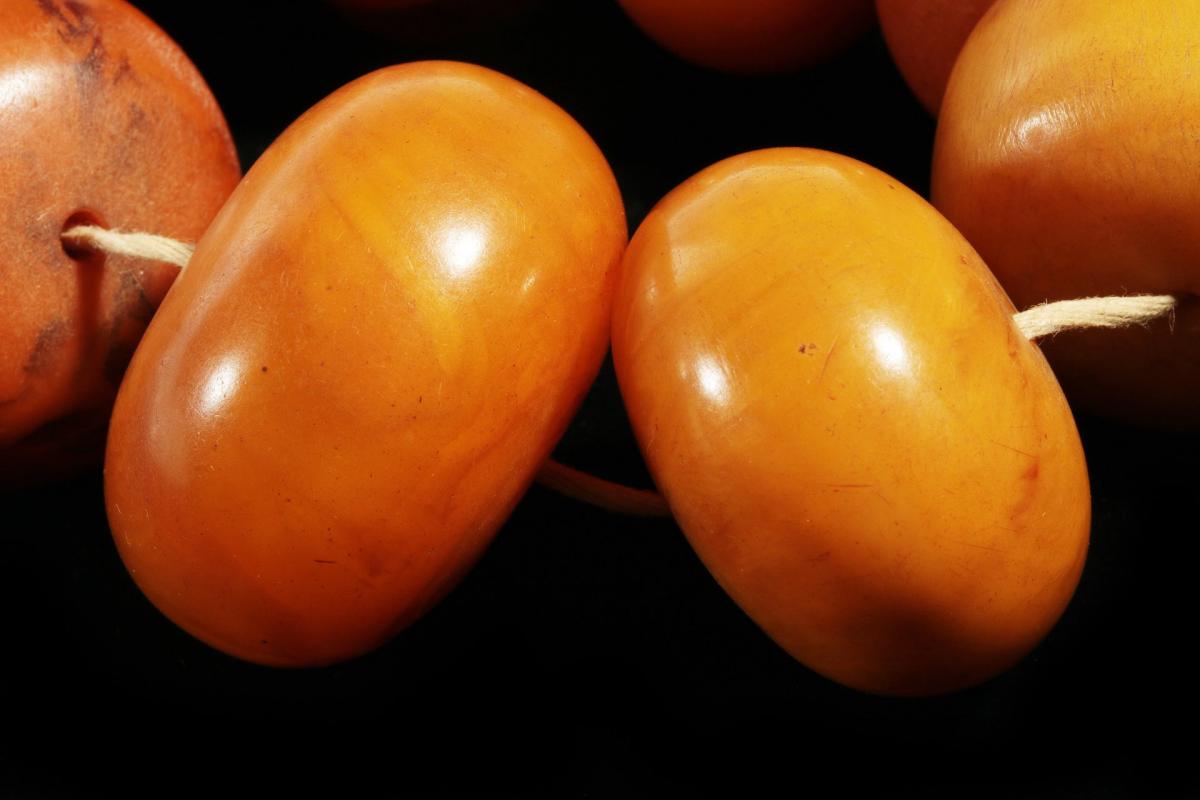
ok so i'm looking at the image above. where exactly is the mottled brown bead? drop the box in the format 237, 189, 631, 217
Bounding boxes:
0, 0, 240, 486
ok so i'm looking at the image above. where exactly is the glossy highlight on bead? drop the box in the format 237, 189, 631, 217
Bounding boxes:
613, 147, 1091, 696
104, 61, 627, 667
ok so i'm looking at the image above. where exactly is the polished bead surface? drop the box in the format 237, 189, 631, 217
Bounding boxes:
0, 0, 240, 486
933, 0, 1200, 427
614, 148, 1090, 696
105, 61, 626, 666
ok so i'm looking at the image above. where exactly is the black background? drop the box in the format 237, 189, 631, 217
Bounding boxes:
4, 1, 1199, 795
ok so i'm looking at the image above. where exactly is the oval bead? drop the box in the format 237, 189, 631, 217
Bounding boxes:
105, 62, 626, 666
932, 0, 1200, 427
613, 148, 1089, 696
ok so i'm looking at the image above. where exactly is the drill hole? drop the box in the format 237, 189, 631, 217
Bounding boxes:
61, 209, 108, 261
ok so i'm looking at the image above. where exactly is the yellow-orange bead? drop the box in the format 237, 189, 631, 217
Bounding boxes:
614, 148, 1090, 696
105, 62, 626, 666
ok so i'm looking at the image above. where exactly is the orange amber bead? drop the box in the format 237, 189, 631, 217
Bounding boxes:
105, 62, 626, 666
613, 148, 1090, 696
616, 0, 875, 74
0, 0, 240, 486
876, 0, 994, 113
932, 0, 1200, 427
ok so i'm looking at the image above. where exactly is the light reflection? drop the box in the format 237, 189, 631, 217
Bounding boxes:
519, 272, 538, 297
437, 221, 487, 280
869, 323, 912, 378
1005, 103, 1074, 153
0, 62, 56, 113
693, 354, 731, 408
197, 355, 242, 418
